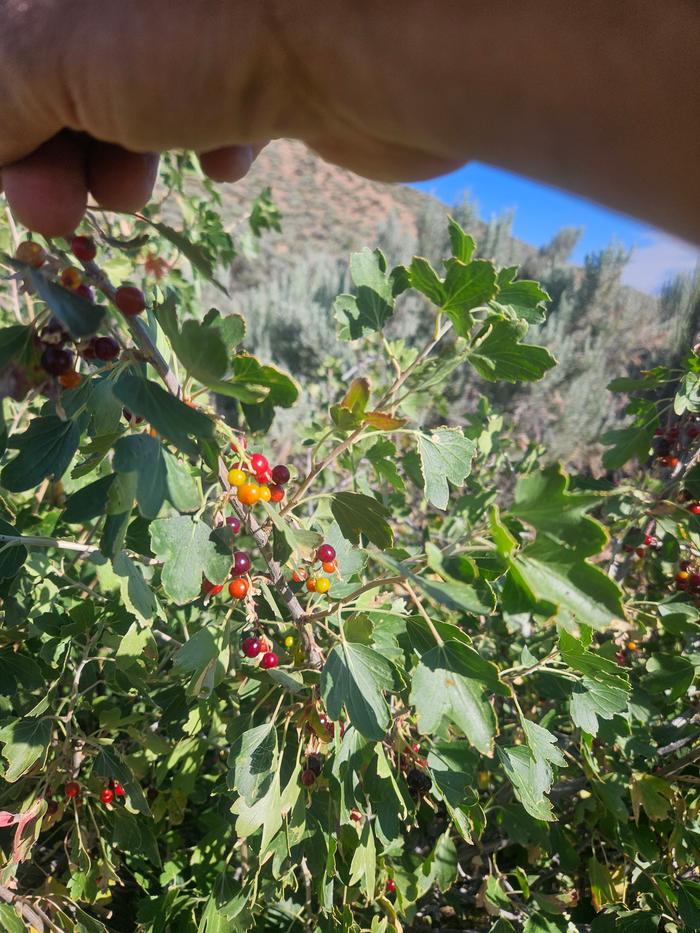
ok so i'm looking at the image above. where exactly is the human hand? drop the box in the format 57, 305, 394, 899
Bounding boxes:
1, 1, 698, 241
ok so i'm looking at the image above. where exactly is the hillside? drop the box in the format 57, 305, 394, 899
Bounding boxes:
205, 140, 695, 466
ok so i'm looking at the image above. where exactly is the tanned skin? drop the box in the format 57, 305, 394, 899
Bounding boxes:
0, 1, 698, 240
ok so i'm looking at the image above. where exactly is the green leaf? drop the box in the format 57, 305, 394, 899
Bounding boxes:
0, 518, 27, 579
115, 620, 158, 673
642, 654, 695, 701
509, 463, 607, 556
677, 880, 700, 929
334, 249, 395, 339
674, 370, 700, 415
376, 551, 495, 615
150, 516, 232, 603
447, 217, 476, 264
228, 723, 278, 806
261, 502, 322, 562
406, 257, 446, 306
112, 552, 159, 623
0, 650, 43, 695
602, 399, 657, 469
172, 628, 226, 695
496, 267, 550, 324
148, 221, 229, 293
321, 642, 395, 739
113, 434, 200, 519
235, 355, 300, 432
470, 318, 556, 382
630, 774, 675, 823
330, 492, 393, 549
417, 428, 476, 510
499, 719, 565, 821
0, 718, 52, 782
1, 415, 81, 491
0, 902, 28, 933
24, 266, 106, 337
509, 537, 624, 630
442, 259, 498, 336
114, 373, 215, 458
410, 640, 498, 755
348, 818, 376, 900
560, 631, 630, 734
62, 474, 117, 523
0, 324, 34, 370
155, 300, 229, 383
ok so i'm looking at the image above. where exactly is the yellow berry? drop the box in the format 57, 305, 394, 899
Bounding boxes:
258, 485, 272, 502
15, 240, 46, 268
228, 468, 246, 487
284, 635, 295, 649
315, 577, 331, 594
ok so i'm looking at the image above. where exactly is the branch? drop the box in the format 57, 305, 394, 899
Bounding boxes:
0, 885, 48, 932
305, 575, 405, 621
79, 256, 324, 668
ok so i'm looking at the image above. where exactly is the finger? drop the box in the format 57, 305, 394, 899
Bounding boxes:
198, 145, 256, 183
0, 133, 88, 237
87, 143, 160, 213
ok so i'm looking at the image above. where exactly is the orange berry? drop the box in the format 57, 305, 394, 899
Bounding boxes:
228, 468, 246, 487
228, 578, 249, 599
58, 371, 82, 389
627, 641, 637, 651
292, 569, 307, 583
258, 485, 272, 502
306, 578, 317, 592
258, 637, 270, 653
15, 240, 46, 268
322, 561, 336, 574
60, 267, 82, 290
315, 577, 331, 594
237, 483, 261, 506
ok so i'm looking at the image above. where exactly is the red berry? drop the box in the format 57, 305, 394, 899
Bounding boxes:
411, 742, 421, 753
292, 569, 307, 583
306, 578, 317, 592
301, 769, 316, 787
689, 573, 700, 589
242, 637, 261, 658
115, 285, 146, 317
59, 371, 82, 389
100, 788, 114, 804
350, 808, 362, 822
202, 579, 223, 596
316, 544, 336, 564
255, 469, 273, 485
269, 485, 285, 502
250, 453, 268, 474
226, 515, 242, 534
386, 879, 396, 894
689, 504, 700, 515
635, 547, 646, 557
271, 464, 290, 485
643, 534, 653, 546
114, 782, 125, 797
71, 235, 97, 262
92, 336, 120, 361
659, 456, 679, 468
41, 346, 74, 376
232, 551, 251, 576
229, 578, 249, 600
322, 561, 337, 574
75, 283, 94, 302
615, 651, 626, 666
65, 781, 80, 798
260, 651, 278, 670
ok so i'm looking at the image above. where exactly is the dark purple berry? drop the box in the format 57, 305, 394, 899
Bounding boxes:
232, 551, 251, 576
301, 769, 316, 787
41, 346, 74, 376
271, 464, 290, 485
226, 516, 242, 534
92, 336, 120, 361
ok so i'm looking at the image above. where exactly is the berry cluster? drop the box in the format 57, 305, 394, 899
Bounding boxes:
292, 543, 337, 595
241, 634, 278, 670
228, 445, 290, 506
653, 418, 700, 468
15, 235, 147, 389
60, 779, 126, 804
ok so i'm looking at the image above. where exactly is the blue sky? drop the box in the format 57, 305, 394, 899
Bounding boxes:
409, 163, 698, 294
